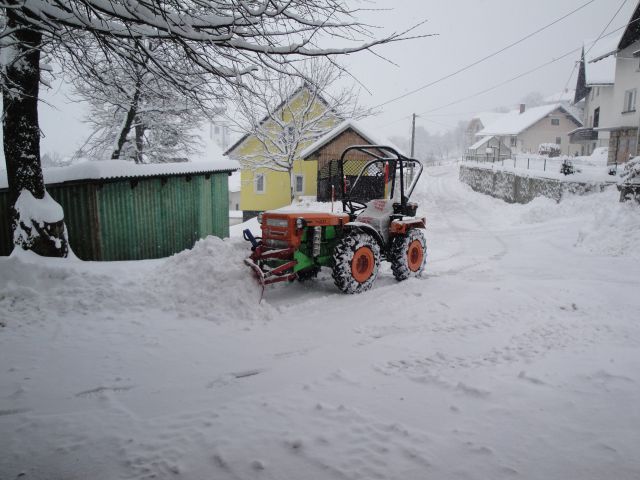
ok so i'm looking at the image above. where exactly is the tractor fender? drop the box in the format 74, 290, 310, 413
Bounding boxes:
344, 222, 385, 248
390, 217, 426, 235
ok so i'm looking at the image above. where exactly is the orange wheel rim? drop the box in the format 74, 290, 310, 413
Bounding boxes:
352, 247, 374, 283
407, 240, 424, 272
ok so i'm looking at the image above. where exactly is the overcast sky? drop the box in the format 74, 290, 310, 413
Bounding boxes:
1, 0, 636, 161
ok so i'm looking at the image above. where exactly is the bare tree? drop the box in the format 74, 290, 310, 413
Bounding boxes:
0, 1, 425, 257
70, 41, 204, 163
229, 59, 368, 201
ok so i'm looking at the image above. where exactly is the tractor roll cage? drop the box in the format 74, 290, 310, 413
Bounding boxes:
338, 145, 423, 215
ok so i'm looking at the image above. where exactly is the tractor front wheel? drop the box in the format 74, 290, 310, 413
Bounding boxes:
390, 229, 427, 281
332, 232, 381, 294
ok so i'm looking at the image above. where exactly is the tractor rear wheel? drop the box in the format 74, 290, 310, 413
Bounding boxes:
390, 229, 427, 281
332, 232, 380, 294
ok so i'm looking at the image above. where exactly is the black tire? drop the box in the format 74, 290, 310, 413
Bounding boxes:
390, 229, 427, 281
332, 232, 381, 294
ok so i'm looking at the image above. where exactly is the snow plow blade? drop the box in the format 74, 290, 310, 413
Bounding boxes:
244, 248, 298, 300
244, 257, 266, 288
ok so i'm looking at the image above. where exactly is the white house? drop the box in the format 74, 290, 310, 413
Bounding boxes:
477, 103, 582, 155
465, 112, 506, 149
590, 2, 640, 165
569, 35, 619, 155
466, 136, 512, 161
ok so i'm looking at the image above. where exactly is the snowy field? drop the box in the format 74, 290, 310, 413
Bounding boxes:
2, 164, 640, 479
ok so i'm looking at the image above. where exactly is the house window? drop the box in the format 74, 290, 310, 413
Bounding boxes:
556, 137, 562, 145
596, 87, 600, 97
294, 174, 304, 194
255, 173, 265, 193
551, 118, 560, 126
510, 137, 517, 147
593, 107, 600, 128
623, 89, 637, 113
590, 89, 594, 100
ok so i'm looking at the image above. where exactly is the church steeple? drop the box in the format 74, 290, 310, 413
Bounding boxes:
573, 46, 588, 104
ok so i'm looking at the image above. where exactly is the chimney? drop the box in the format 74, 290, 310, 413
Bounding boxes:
520, 104, 526, 114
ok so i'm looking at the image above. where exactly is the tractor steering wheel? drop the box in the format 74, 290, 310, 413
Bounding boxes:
347, 199, 367, 215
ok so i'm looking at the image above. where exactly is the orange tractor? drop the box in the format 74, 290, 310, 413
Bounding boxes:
243, 146, 426, 294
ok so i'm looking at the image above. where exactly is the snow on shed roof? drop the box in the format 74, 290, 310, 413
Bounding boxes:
299, 119, 405, 159
0, 158, 239, 190
478, 103, 582, 136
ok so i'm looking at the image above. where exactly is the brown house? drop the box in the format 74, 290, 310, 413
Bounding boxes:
299, 120, 396, 201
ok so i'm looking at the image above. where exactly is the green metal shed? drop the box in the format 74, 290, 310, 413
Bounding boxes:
0, 161, 237, 260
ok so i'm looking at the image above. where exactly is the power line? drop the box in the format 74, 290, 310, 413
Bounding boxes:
369, 0, 598, 110
419, 17, 639, 117
562, 0, 628, 93
380, 17, 639, 127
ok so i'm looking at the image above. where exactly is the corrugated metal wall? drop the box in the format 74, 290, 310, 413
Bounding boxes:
0, 171, 230, 260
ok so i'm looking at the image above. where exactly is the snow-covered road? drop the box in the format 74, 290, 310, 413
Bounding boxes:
2, 164, 640, 480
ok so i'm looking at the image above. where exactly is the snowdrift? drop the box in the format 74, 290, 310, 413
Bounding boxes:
149, 236, 270, 323
0, 237, 269, 327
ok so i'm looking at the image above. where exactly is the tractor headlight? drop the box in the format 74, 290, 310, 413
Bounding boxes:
257, 212, 263, 224
295, 217, 307, 229
266, 218, 289, 227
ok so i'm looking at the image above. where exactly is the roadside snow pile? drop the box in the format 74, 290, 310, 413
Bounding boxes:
0, 250, 158, 325
576, 195, 640, 259
0, 237, 269, 327
515, 187, 640, 258
149, 236, 270, 323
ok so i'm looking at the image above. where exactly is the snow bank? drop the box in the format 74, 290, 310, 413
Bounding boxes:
149, 236, 270, 323
506, 187, 640, 259
454, 163, 640, 259
575, 192, 640, 259
0, 237, 269, 327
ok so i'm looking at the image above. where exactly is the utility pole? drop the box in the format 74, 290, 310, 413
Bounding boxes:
410, 113, 416, 157
409, 113, 416, 185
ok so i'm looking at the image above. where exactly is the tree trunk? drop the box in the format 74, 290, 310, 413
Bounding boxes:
111, 78, 142, 160
2, 8, 68, 257
288, 169, 294, 203
134, 117, 145, 164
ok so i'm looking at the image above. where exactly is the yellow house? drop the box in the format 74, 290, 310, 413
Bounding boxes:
224, 85, 339, 220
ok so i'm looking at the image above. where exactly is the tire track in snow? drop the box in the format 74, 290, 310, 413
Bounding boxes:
416, 167, 508, 278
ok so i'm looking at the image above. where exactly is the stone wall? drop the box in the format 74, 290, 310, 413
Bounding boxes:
459, 165, 613, 204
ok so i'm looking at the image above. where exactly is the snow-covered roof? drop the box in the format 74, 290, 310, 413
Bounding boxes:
299, 119, 404, 159
585, 35, 620, 85
470, 112, 505, 129
0, 159, 239, 190
468, 136, 494, 151
478, 103, 582, 136
586, 57, 616, 85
